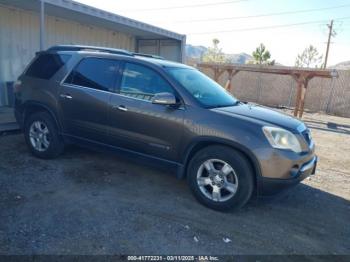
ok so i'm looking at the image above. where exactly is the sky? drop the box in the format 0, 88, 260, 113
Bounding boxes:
76, 0, 350, 66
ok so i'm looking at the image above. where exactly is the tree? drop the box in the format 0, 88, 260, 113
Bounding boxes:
251, 43, 275, 65
202, 38, 227, 63
295, 45, 323, 68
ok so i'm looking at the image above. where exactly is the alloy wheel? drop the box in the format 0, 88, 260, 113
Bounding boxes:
29, 121, 50, 152
196, 159, 239, 202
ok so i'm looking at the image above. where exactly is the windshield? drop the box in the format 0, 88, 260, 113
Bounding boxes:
166, 67, 238, 108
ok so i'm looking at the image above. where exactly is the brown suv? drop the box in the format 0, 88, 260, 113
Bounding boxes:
14, 45, 317, 211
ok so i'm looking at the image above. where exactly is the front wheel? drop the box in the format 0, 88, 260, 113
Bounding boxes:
187, 145, 254, 211
24, 112, 64, 159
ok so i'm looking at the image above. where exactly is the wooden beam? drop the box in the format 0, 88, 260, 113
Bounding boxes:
197, 63, 336, 79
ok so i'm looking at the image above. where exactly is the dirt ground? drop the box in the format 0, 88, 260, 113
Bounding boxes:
0, 111, 349, 255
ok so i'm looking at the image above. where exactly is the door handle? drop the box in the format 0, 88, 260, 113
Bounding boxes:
113, 105, 128, 112
60, 94, 73, 99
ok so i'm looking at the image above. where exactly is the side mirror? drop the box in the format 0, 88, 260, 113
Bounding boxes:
152, 92, 177, 106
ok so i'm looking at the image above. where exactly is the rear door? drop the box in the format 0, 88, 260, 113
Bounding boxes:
59, 57, 119, 143
108, 62, 184, 162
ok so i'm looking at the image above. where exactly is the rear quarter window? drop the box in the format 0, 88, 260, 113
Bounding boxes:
25, 54, 71, 80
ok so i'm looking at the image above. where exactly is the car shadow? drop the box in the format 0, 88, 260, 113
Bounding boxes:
63, 145, 350, 244
2, 135, 350, 254
303, 119, 350, 135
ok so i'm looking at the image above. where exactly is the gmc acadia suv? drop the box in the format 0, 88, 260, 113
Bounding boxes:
14, 45, 317, 211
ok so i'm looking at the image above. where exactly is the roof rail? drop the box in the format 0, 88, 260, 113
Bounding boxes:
132, 52, 164, 60
47, 45, 133, 56
46, 45, 164, 60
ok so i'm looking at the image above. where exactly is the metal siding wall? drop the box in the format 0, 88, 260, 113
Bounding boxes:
137, 40, 158, 55
160, 40, 181, 62
137, 39, 182, 62
0, 5, 40, 106
0, 4, 135, 106
45, 14, 135, 51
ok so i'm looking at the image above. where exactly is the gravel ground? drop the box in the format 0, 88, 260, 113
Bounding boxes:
0, 111, 349, 255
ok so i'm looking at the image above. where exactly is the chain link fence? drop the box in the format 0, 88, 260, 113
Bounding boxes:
199, 68, 350, 118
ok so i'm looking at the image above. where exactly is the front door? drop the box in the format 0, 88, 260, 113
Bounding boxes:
108, 62, 184, 162
59, 57, 119, 143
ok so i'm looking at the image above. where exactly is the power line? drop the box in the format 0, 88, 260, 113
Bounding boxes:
171, 4, 350, 23
121, 0, 249, 12
187, 16, 350, 35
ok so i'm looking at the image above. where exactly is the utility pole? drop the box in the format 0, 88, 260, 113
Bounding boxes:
324, 20, 335, 69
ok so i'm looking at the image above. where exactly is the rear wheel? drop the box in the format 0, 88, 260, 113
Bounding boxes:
187, 145, 254, 211
24, 112, 64, 159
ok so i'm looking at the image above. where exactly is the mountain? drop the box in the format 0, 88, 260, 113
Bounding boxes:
185, 44, 253, 64
331, 61, 350, 70
185, 44, 207, 60
225, 53, 253, 64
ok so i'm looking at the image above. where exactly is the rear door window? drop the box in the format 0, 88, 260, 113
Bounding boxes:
65, 58, 119, 92
25, 54, 71, 80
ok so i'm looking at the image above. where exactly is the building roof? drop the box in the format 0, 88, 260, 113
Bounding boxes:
0, 0, 185, 41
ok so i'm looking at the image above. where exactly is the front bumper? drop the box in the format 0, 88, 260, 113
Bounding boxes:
258, 156, 318, 196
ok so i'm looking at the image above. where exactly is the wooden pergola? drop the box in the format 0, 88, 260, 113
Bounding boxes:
197, 63, 338, 118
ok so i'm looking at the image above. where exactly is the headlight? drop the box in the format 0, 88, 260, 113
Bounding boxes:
262, 126, 302, 153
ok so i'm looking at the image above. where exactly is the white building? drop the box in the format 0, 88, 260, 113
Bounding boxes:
0, 0, 185, 125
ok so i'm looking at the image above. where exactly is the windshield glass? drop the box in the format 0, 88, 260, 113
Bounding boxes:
166, 67, 238, 108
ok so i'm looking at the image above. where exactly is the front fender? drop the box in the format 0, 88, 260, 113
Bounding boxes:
179, 136, 262, 180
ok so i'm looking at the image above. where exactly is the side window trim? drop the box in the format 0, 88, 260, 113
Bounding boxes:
62, 56, 120, 93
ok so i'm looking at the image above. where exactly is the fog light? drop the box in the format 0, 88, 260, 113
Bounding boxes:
290, 165, 299, 177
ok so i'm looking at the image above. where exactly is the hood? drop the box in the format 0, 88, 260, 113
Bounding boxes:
212, 103, 303, 131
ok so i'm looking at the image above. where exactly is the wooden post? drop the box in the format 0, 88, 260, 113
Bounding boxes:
293, 75, 303, 117
224, 69, 232, 90
298, 77, 311, 118
214, 67, 219, 82
293, 74, 306, 117
298, 84, 306, 118
293, 73, 312, 118
224, 70, 239, 92
213, 67, 226, 84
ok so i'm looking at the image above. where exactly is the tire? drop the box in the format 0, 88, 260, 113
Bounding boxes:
187, 145, 254, 211
24, 111, 64, 159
